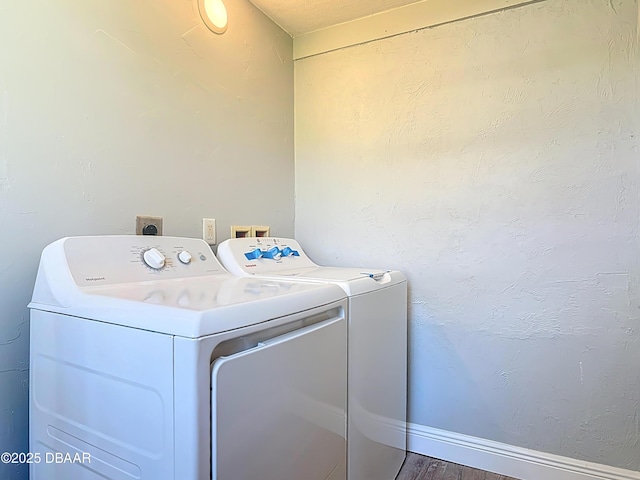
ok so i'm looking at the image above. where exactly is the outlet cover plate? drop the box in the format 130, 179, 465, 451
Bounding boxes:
203, 218, 216, 245
136, 215, 163, 236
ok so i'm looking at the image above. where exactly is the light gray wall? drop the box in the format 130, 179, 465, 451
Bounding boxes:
0, 1, 292, 478
295, 0, 639, 471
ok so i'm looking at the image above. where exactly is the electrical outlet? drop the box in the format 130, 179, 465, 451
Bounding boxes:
252, 226, 270, 237
203, 218, 216, 245
136, 215, 163, 236
231, 226, 252, 238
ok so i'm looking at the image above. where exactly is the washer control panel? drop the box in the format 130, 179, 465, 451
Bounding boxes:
244, 245, 300, 261
217, 237, 318, 275
63, 236, 227, 287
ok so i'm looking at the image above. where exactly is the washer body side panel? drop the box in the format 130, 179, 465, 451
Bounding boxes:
348, 283, 407, 480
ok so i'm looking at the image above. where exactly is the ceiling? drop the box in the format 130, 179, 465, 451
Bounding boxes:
249, 0, 423, 36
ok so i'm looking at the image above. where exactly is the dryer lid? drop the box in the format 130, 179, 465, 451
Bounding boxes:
29, 236, 345, 338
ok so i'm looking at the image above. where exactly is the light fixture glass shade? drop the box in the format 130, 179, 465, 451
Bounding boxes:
198, 0, 228, 34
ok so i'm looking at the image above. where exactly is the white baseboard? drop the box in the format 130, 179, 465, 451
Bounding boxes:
407, 423, 640, 480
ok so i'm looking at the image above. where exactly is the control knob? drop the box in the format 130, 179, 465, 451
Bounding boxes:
143, 248, 166, 270
178, 251, 192, 264
262, 246, 282, 260
244, 249, 263, 260
281, 247, 300, 257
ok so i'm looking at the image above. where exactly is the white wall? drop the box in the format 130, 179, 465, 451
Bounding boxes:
295, 0, 639, 471
0, 1, 292, 478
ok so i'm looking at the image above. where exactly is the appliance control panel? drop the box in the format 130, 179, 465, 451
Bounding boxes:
217, 237, 319, 275
62, 236, 227, 287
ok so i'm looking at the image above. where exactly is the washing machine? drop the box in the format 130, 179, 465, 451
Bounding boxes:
28, 235, 348, 480
217, 237, 407, 480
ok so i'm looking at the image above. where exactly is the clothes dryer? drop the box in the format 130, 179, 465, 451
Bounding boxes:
217, 237, 407, 480
29, 235, 348, 480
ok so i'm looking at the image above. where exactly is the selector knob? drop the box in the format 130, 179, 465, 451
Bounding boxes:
143, 248, 166, 270
262, 246, 282, 260
244, 249, 263, 260
178, 251, 192, 265
281, 247, 300, 257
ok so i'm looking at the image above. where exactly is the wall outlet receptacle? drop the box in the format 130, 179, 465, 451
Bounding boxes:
252, 226, 270, 237
231, 226, 252, 238
203, 218, 216, 245
136, 215, 163, 236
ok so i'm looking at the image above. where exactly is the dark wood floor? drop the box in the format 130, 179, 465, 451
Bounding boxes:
396, 453, 520, 480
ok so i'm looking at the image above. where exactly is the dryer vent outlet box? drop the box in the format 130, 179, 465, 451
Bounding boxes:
136, 216, 163, 236
252, 226, 270, 237
231, 226, 252, 238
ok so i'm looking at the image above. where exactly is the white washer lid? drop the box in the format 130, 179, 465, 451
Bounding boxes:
216, 238, 406, 296
241, 267, 405, 296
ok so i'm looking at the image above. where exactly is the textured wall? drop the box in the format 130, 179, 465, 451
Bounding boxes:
0, 1, 292, 478
295, 0, 639, 470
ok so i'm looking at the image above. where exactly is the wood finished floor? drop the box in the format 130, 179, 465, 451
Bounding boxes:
396, 453, 520, 480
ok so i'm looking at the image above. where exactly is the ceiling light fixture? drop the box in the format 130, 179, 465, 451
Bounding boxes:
198, 0, 228, 34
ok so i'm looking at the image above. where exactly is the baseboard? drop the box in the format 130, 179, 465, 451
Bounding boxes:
407, 423, 640, 480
